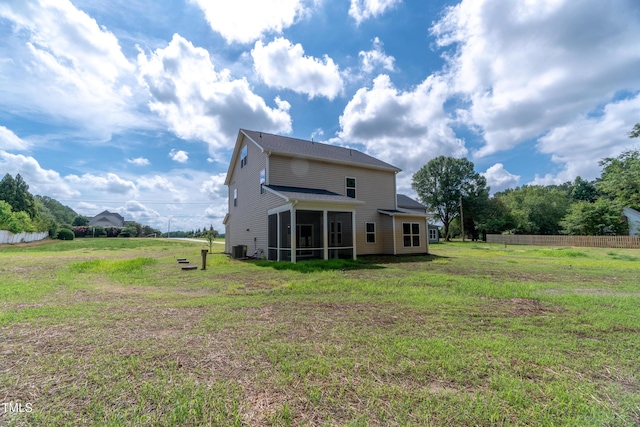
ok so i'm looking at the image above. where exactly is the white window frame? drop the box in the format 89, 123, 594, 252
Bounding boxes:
260, 169, 265, 194
429, 228, 438, 241
345, 177, 356, 198
365, 222, 376, 243
233, 188, 238, 207
240, 145, 248, 168
402, 222, 420, 247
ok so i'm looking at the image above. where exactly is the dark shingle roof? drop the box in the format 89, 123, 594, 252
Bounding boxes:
241, 129, 400, 172
397, 194, 426, 210
265, 185, 363, 204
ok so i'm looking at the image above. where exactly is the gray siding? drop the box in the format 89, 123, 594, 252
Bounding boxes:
227, 135, 284, 255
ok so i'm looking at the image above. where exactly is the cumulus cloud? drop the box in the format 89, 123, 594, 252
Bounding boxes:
66, 172, 136, 195
127, 157, 150, 166
430, 0, 640, 162
338, 74, 466, 177
359, 37, 395, 73
137, 34, 291, 158
0, 0, 143, 140
482, 163, 520, 193
0, 150, 79, 198
190, 0, 309, 44
349, 0, 401, 25
200, 173, 227, 200
532, 94, 640, 184
169, 149, 188, 163
0, 126, 30, 151
252, 37, 344, 100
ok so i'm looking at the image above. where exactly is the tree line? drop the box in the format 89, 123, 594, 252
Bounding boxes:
413, 133, 640, 241
0, 173, 162, 239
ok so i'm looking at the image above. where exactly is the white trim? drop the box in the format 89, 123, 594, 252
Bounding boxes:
352, 210, 357, 259
345, 176, 356, 199
392, 218, 397, 255
323, 210, 329, 260
365, 221, 376, 244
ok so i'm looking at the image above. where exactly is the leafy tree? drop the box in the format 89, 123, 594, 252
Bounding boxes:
72, 215, 90, 226
570, 176, 598, 203
0, 174, 37, 219
35, 195, 77, 227
560, 199, 628, 236
596, 149, 640, 211
475, 197, 516, 240
0, 200, 20, 233
412, 156, 489, 241
629, 123, 640, 138
496, 185, 572, 235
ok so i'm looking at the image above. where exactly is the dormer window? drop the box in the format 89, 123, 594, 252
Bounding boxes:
346, 177, 356, 198
240, 146, 248, 168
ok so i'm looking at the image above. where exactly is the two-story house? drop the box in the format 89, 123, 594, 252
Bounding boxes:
223, 129, 430, 262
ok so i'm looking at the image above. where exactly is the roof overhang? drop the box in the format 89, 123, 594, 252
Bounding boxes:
378, 209, 430, 218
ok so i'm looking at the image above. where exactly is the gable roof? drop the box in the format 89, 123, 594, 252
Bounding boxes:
225, 129, 400, 185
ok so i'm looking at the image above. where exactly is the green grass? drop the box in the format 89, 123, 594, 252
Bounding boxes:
0, 239, 638, 426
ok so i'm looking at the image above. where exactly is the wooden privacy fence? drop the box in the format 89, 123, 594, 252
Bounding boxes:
0, 230, 49, 244
486, 234, 640, 249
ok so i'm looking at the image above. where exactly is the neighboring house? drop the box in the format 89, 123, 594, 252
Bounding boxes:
224, 129, 430, 262
89, 210, 125, 228
623, 207, 640, 236
396, 194, 439, 243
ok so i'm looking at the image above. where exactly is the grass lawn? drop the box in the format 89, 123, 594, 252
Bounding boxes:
0, 238, 638, 426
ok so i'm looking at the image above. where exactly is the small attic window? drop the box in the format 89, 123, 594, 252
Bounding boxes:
240, 145, 248, 168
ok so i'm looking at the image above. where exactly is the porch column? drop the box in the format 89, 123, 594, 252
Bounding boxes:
323, 210, 328, 260
291, 206, 297, 263
352, 210, 357, 260
277, 212, 281, 261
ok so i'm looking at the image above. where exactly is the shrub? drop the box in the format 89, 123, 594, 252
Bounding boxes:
73, 226, 90, 237
57, 228, 74, 240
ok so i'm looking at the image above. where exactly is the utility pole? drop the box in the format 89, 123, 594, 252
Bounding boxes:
460, 195, 465, 242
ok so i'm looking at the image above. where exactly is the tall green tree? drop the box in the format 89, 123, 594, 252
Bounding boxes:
0, 173, 37, 219
560, 199, 628, 236
629, 123, 640, 138
570, 176, 598, 203
35, 195, 77, 227
496, 185, 572, 235
412, 156, 489, 241
596, 149, 640, 211
72, 215, 90, 226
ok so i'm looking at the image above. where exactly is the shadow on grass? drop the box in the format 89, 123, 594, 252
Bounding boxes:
251, 253, 445, 273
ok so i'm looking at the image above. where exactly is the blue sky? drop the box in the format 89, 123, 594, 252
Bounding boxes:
1, 0, 639, 233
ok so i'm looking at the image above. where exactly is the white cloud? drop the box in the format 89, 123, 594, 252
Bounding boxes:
0, 150, 79, 198
482, 163, 520, 193
0, 126, 30, 151
349, 0, 401, 25
430, 0, 640, 162
169, 149, 189, 163
338, 74, 466, 177
359, 37, 395, 73
252, 37, 344, 100
532, 94, 640, 184
127, 157, 150, 166
200, 173, 227, 199
137, 34, 292, 159
66, 172, 136, 195
190, 0, 309, 44
0, 0, 143, 140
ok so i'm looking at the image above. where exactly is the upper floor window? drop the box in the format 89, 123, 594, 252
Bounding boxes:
346, 177, 356, 198
403, 222, 420, 247
233, 188, 238, 207
240, 146, 248, 168
260, 169, 265, 194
